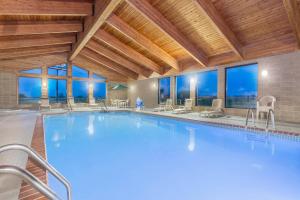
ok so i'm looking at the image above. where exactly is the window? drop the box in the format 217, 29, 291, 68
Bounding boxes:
19, 68, 42, 75
158, 77, 171, 103
18, 77, 41, 104
48, 64, 67, 76
94, 82, 106, 101
176, 74, 190, 105
48, 79, 67, 103
225, 63, 258, 108
93, 73, 106, 81
195, 70, 218, 106
72, 65, 88, 78
72, 80, 88, 103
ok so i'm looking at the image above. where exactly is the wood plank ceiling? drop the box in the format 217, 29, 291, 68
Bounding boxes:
0, 0, 299, 82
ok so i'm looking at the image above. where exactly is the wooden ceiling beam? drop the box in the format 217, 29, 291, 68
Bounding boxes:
283, 0, 300, 48
0, 45, 71, 60
0, 34, 76, 50
87, 39, 152, 77
73, 55, 128, 82
69, 0, 124, 60
0, 53, 68, 71
0, 21, 82, 36
107, 14, 179, 70
126, 0, 208, 67
80, 48, 138, 80
94, 29, 163, 74
193, 0, 244, 59
0, 0, 93, 16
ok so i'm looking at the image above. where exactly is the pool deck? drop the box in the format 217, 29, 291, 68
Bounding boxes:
0, 110, 38, 200
137, 109, 300, 136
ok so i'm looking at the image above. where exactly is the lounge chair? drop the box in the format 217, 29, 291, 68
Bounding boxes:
154, 99, 174, 112
39, 97, 51, 110
173, 99, 193, 114
199, 99, 224, 118
256, 96, 276, 121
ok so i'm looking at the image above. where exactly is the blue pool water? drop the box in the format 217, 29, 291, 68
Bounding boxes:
44, 112, 300, 200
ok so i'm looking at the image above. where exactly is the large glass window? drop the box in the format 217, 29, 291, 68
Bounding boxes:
94, 82, 106, 101
18, 77, 42, 104
195, 70, 218, 106
72, 65, 88, 78
48, 79, 67, 103
158, 77, 171, 104
19, 68, 42, 75
176, 74, 190, 105
225, 63, 258, 108
72, 80, 88, 103
48, 64, 67, 76
93, 73, 106, 81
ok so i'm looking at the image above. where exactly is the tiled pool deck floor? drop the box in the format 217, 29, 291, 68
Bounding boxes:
139, 109, 300, 136
1, 108, 300, 199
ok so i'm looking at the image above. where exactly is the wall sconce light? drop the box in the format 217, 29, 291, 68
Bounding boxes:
261, 70, 268, 78
129, 85, 135, 92
190, 77, 197, 84
42, 81, 47, 87
151, 82, 157, 89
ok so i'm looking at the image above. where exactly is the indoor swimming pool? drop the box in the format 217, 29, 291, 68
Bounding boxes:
44, 112, 300, 200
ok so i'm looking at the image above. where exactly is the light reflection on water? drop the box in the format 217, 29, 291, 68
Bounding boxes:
44, 112, 300, 200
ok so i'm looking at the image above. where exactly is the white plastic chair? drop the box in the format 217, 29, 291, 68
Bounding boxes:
199, 99, 224, 117
174, 99, 193, 114
154, 99, 174, 112
256, 96, 276, 121
39, 98, 51, 110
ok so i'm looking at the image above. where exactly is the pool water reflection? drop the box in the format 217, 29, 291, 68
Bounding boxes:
44, 112, 300, 200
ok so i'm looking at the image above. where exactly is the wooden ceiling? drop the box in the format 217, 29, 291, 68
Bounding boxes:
0, 0, 299, 82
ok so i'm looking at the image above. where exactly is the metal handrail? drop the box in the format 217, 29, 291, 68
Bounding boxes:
266, 109, 276, 131
245, 108, 255, 128
99, 100, 108, 112
0, 144, 71, 200
0, 165, 60, 200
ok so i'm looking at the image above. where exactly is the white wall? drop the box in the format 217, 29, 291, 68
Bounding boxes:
0, 72, 17, 109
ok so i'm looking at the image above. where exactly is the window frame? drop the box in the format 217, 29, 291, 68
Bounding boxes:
225, 63, 258, 109
93, 81, 107, 101
48, 78, 67, 104
18, 76, 42, 104
195, 70, 218, 107
158, 77, 171, 104
175, 74, 191, 105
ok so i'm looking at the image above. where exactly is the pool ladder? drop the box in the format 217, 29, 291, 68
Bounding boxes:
245, 109, 276, 131
0, 144, 71, 200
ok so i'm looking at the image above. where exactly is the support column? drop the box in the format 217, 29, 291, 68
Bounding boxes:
41, 65, 48, 99
190, 77, 196, 107
218, 67, 225, 107
170, 76, 175, 105
88, 71, 95, 104
67, 62, 73, 98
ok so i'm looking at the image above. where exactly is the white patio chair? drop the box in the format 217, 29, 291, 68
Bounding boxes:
256, 96, 276, 120
154, 99, 174, 112
39, 97, 51, 110
173, 99, 193, 114
199, 99, 224, 117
